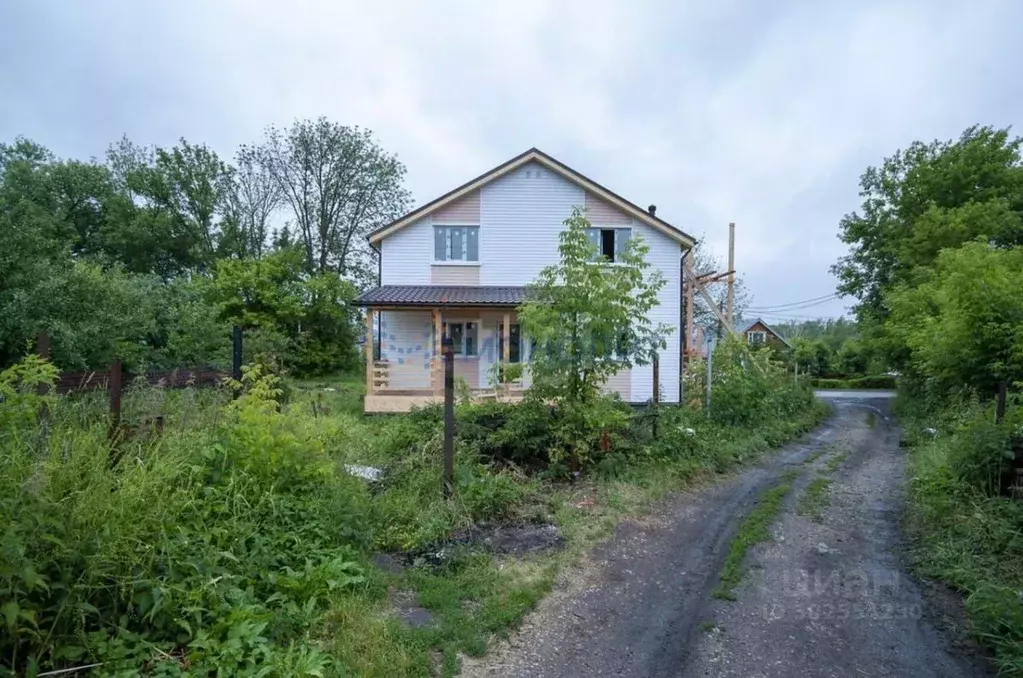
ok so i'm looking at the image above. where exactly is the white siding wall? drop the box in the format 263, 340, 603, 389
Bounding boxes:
480, 162, 585, 285
377, 161, 684, 403
380, 216, 432, 285
629, 221, 681, 403
379, 311, 433, 389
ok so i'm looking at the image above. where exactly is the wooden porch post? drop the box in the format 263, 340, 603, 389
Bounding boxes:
502, 311, 511, 384
433, 308, 443, 396
365, 308, 374, 395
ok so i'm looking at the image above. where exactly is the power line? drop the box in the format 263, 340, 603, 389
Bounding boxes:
747, 293, 840, 312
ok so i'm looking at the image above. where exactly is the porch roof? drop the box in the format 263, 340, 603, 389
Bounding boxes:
356, 285, 528, 308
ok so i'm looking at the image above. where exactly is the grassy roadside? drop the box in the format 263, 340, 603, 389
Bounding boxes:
310, 388, 830, 675
898, 397, 1023, 676
0, 358, 829, 677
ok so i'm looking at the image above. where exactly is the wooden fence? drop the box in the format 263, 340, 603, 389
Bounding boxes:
34, 328, 243, 442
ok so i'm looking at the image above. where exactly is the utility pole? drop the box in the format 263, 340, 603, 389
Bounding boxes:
726, 222, 735, 328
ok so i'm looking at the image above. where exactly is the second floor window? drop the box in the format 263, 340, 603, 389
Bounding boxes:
434, 225, 479, 262
587, 227, 631, 262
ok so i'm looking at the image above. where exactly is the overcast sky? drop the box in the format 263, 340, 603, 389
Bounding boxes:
2, 1, 1020, 320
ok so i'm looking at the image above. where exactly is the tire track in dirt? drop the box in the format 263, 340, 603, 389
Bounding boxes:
462, 398, 991, 678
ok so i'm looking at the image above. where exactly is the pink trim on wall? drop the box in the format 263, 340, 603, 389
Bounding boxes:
433, 189, 480, 223
584, 192, 632, 225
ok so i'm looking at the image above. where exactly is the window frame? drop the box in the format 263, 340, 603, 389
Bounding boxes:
433, 223, 480, 264
442, 321, 478, 357
747, 330, 767, 345
498, 322, 524, 364
586, 226, 633, 263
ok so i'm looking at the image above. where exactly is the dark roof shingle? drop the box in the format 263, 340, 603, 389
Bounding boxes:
356, 285, 528, 308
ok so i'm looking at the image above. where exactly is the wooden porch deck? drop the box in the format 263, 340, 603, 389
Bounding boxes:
364, 386, 526, 413
363, 304, 524, 413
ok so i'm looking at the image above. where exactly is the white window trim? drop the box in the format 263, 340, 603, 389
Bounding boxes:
747, 331, 767, 344
433, 223, 481, 264
443, 321, 479, 357
587, 225, 633, 264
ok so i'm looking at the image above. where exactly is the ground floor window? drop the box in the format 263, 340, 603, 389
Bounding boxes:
498, 323, 521, 363
443, 321, 478, 356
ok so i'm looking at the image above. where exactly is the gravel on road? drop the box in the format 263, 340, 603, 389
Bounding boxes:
462, 397, 991, 678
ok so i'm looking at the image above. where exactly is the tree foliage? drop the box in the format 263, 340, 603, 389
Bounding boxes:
258, 118, 412, 284
0, 120, 407, 374
834, 124, 1023, 400
519, 209, 668, 467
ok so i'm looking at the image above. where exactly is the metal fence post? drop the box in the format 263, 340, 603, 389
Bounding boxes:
996, 380, 1008, 424
232, 325, 243, 382
705, 336, 715, 417
108, 359, 123, 441
443, 336, 455, 498
652, 351, 660, 439
36, 332, 51, 439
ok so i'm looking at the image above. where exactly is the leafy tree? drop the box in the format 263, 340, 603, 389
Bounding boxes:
833, 126, 1023, 327
292, 272, 361, 375
887, 241, 1023, 399
519, 209, 668, 467
152, 138, 232, 269
257, 118, 412, 284
221, 145, 281, 260
791, 338, 831, 377
204, 247, 307, 331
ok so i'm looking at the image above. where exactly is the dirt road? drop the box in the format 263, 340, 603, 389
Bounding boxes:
463, 396, 990, 678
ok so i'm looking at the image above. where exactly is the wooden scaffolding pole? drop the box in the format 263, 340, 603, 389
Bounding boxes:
365, 309, 374, 395
433, 309, 442, 395
502, 312, 511, 383
726, 222, 735, 328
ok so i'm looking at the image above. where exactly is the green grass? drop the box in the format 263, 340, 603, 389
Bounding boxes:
0, 359, 830, 677
797, 477, 832, 522
713, 479, 794, 601
824, 452, 847, 474
901, 400, 1023, 675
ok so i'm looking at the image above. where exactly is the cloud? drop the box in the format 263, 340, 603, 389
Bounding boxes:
1, 0, 1020, 318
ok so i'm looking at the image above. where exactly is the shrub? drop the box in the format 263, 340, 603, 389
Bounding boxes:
0, 360, 371, 676
458, 467, 528, 521
946, 417, 1014, 495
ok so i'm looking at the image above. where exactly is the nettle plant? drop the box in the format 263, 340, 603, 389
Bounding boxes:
519, 208, 669, 469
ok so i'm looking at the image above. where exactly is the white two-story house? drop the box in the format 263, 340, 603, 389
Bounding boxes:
357, 148, 695, 412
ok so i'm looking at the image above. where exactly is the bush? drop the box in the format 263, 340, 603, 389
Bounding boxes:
902, 396, 1023, 674
0, 360, 371, 676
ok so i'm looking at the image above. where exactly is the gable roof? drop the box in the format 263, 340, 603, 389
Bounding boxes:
368, 148, 695, 248
739, 317, 792, 348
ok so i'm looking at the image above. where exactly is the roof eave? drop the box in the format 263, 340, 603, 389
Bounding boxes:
367, 148, 696, 248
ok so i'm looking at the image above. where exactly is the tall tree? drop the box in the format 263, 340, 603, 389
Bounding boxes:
221, 145, 281, 259
153, 138, 232, 268
832, 125, 1023, 325
258, 118, 411, 285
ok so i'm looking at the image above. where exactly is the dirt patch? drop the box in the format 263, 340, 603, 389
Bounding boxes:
388, 587, 435, 628
408, 523, 564, 568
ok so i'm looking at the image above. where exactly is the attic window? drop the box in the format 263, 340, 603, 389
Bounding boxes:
587, 227, 631, 262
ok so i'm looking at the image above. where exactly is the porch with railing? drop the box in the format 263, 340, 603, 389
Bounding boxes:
363, 305, 527, 413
